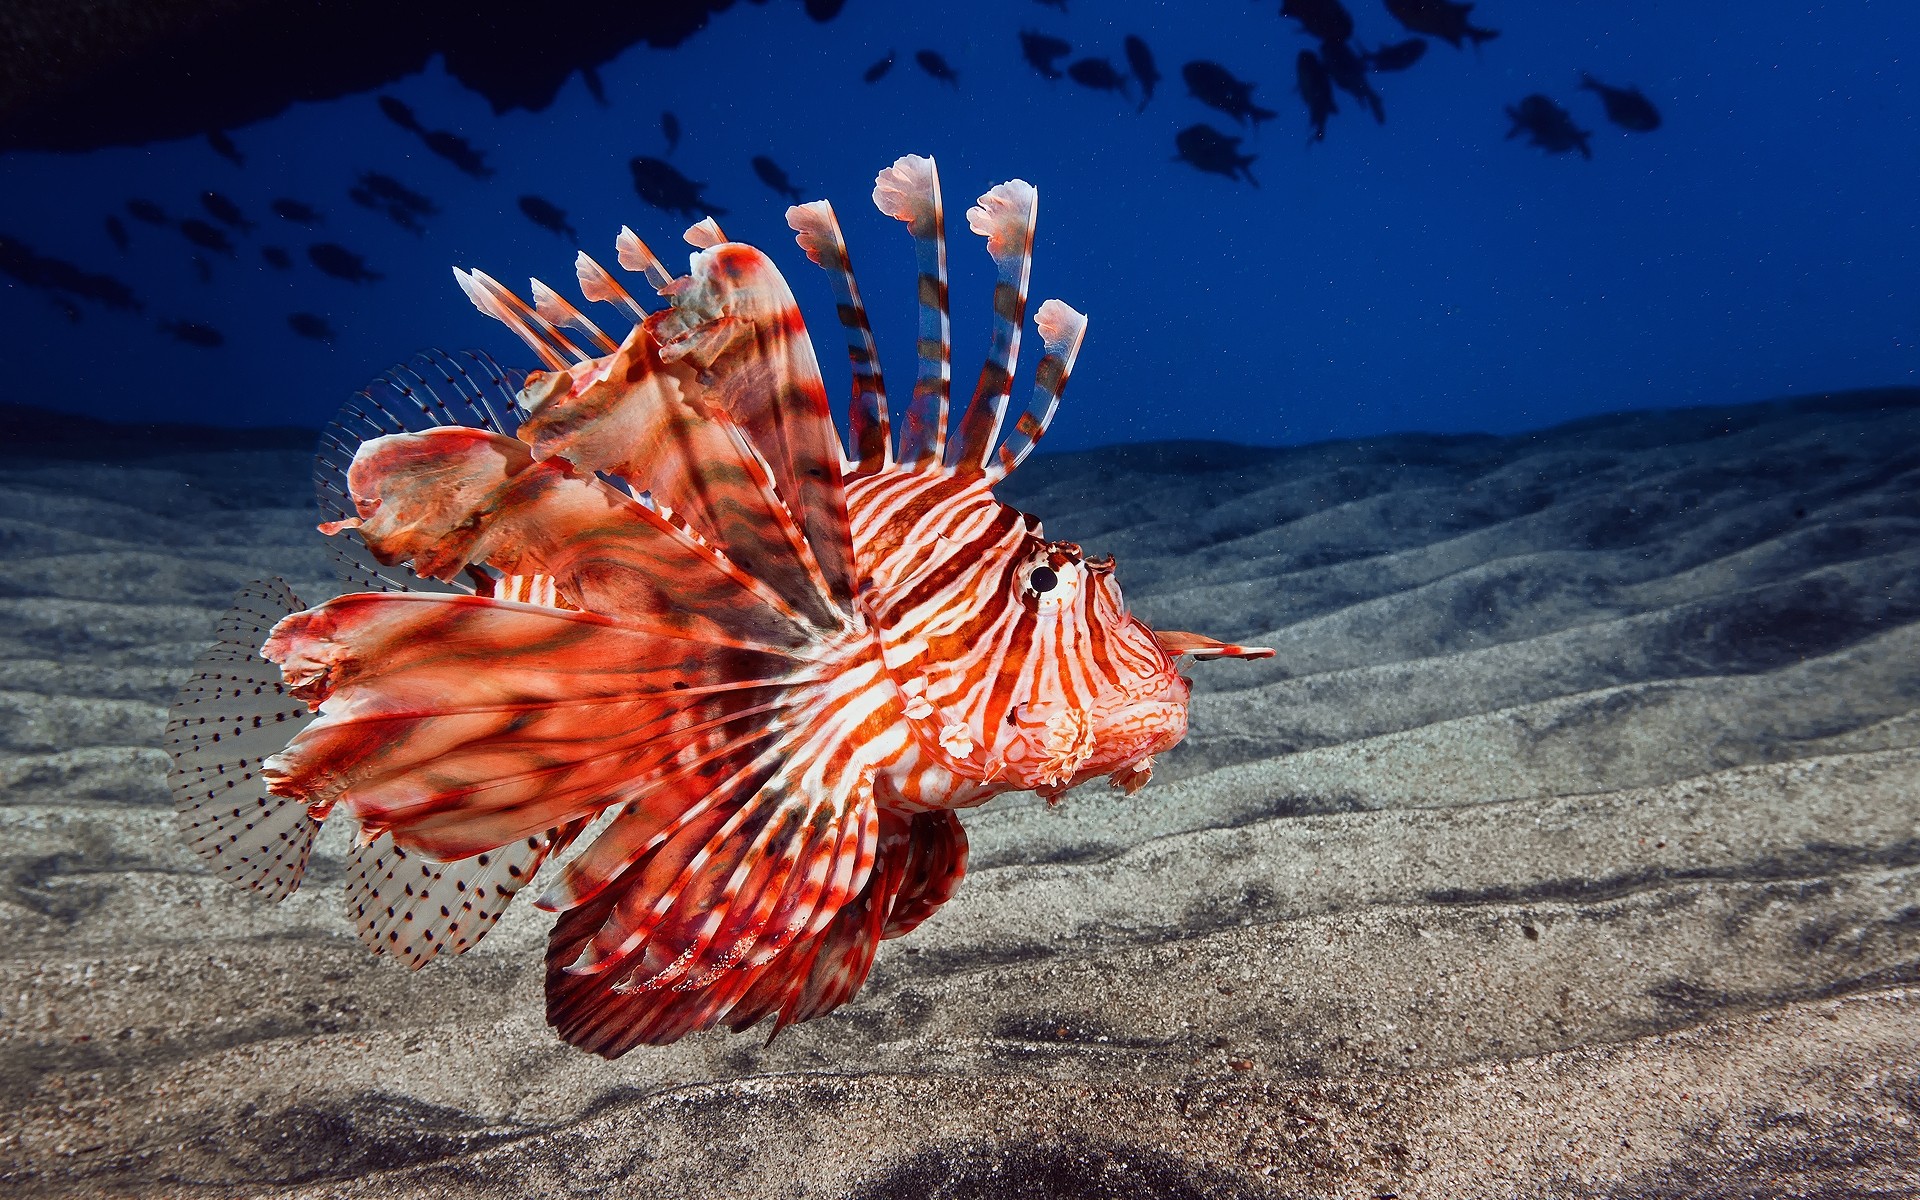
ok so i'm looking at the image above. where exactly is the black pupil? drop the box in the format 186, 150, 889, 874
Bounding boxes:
1029, 566, 1059, 593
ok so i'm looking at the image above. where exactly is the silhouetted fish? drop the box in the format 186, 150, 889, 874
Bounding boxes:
863, 51, 895, 83
1175, 125, 1257, 184
1581, 74, 1661, 132
127, 199, 168, 226
518, 195, 578, 240
1296, 50, 1338, 141
1068, 57, 1130, 98
272, 198, 323, 225
1365, 38, 1428, 72
662, 111, 681, 154
159, 319, 224, 347
1020, 31, 1071, 81
206, 130, 244, 166
360, 172, 438, 215
1283, 0, 1354, 44
916, 50, 960, 87
105, 215, 130, 253
424, 129, 494, 180
1319, 39, 1384, 123
582, 66, 608, 106
350, 184, 426, 236
1506, 94, 1592, 159
201, 191, 254, 231
1035, 0, 1068, 9
751, 156, 804, 202
288, 312, 336, 341
309, 242, 383, 283
629, 156, 727, 218
1124, 36, 1159, 111
0, 233, 141, 311
192, 256, 212, 284
804, 0, 846, 17
178, 218, 236, 257
379, 95, 423, 132
261, 245, 293, 269
1183, 61, 1276, 126
1385, 0, 1498, 48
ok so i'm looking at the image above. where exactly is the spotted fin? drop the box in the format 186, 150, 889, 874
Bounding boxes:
950, 180, 1037, 472
872, 154, 951, 468
347, 827, 573, 968
167, 580, 318, 902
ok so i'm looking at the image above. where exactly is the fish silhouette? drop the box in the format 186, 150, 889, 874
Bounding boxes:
261, 245, 293, 269
1580, 74, 1661, 132
0, 233, 141, 311
863, 51, 895, 83
1174, 124, 1258, 183
752, 156, 805, 203
1035, 0, 1068, 9
423, 129, 494, 180
201, 191, 254, 231
804, 0, 846, 17
1282, 0, 1354, 44
158, 319, 224, 347
272, 198, 324, 225
126, 199, 169, 226
1364, 38, 1429, 72
192, 256, 212, 284
1124, 36, 1160, 111
518, 195, 579, 240
629, 156, 727, 219
105, 215, 130, 253
661, 111, 681, 154
178, 218, 236, 257
1067, 57, 1130, 98
206, 130, 244, 166
1182, 61, 1276, 126
916, 50, 960, 87
1020, 31, 1071, 81
288, 312, 336, 342
378, 96, 423, 133
1385, 0, 1498, 48
1319, 39, 1384, 123
581, 66, 608, 106
360, 173, 438, 215
308, 242, 383, 283
1296, 50, 1338, 141
1506, 94, 1592, 159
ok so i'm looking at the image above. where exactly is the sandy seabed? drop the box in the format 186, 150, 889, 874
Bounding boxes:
4, 389, 1918, 1198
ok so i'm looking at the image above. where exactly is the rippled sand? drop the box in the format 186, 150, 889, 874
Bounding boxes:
5, 390, 1918, 1197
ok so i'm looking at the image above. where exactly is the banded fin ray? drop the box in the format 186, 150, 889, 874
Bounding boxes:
990, 298, 1088, 481
950, 180, 1038, 472
787, 199, 891, 474
530, 279, 618, 353
574, 252, 650, 324
167, 579, 318, 902
872, 154, 951, 469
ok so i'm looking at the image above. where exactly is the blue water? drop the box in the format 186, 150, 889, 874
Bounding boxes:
1, 0, 1915, 449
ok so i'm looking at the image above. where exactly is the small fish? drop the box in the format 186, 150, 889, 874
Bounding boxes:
206, 130, 244, 166
1364, 38, 1428, 72
582, 66, 608, 107
1035, 0, 1068, 9
1319, 39, 1384, 123
261, 245, 293, 269
359, 172, 438, 215
1384, 0, 1498, 48
308, 242, 383, 283
518, 195, 579, 240
158, 319, 224, 347
1067, 57, 1130, 98
751, 156, 804, 203
916, 49, 960, 87
288, 312, 336, 341
201, 191, 254, 231
168, 154, 1269, 1061
1580, 74, 1661, 132
1297, 50, 1339, 141
661, 111, 681, 154
272, 198, 323, 225
178, 218, 237, 257
629, 156, 727, 219
804, 0, 846, 17
105, 215, 130, 253
1020, 31, 1072, 81
1282, 0, 1354, 44
1182, 61, 1277, 126
1124, 36, 1160, 111
378, 95, 423, 132
127, 199, 169, 226
1174, 124, 1259, 183
423, 129, 494, 180
863, 51, 895, 83
0, 233, 141, 311
1506, 94, 1592, 159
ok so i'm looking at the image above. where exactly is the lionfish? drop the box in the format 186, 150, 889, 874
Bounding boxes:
167, 155, 1270, 1057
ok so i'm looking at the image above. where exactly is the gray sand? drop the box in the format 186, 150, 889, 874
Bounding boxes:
4, 389, 1918, 1197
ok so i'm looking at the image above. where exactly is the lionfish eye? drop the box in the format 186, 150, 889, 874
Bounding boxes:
1027, 565, 1059, 594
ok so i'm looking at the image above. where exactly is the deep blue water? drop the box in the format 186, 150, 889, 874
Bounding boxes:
1, 0, 1915, 450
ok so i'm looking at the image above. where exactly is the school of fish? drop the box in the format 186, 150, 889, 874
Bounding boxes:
165, 155, 1270, 1057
